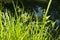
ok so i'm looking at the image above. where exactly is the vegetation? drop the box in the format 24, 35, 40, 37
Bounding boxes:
0, 0, 60, 40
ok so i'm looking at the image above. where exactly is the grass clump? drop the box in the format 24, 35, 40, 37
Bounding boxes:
0, 0, 60, 40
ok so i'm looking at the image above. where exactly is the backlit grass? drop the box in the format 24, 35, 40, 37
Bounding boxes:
0, 0, 60, 40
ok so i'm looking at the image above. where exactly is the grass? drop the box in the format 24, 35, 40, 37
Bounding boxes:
0, 0, 60, 40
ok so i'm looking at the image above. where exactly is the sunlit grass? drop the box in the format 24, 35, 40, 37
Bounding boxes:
0, 0, 59, 40
0, 9, 51, 40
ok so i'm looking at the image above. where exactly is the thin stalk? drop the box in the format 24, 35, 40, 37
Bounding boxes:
45, 0, 52, 16
12, 0, 18, 18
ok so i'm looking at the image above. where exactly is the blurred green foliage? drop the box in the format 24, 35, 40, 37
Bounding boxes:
0, 0, 60, 40
0, 2, 2, 10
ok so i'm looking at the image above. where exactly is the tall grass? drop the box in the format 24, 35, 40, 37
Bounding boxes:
0, 0, 59, 40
